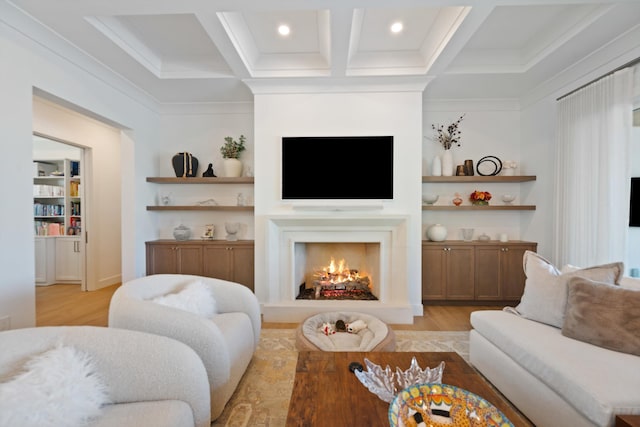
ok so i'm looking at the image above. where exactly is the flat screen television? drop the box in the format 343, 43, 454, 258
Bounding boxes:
282, 136, 393, 200
630, 177, 640, 227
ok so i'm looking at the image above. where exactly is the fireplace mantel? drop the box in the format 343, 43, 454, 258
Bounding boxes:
261, 215, 413, 323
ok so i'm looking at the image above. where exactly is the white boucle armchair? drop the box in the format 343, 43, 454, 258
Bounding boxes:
0, 326, 211, 427
108, 274, 261, 421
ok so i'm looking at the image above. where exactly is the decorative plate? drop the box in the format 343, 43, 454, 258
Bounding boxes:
389, 383, 514, 427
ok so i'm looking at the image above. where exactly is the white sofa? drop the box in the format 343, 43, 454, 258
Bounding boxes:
108, 274, 261, 421
0, 326, 210, 427
470, 275, 640, 427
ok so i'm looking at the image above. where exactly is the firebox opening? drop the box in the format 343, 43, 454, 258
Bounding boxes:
294, 242, 380, 300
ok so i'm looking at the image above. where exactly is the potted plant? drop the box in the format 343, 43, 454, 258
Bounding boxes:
220, 135, 246, 177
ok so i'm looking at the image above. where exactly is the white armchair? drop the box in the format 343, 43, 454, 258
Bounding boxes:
0, 326, 210, 427
108, 274, 261, 421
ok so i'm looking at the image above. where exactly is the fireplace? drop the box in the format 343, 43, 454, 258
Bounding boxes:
262, 215, 413, 323
295, 242, 379, 300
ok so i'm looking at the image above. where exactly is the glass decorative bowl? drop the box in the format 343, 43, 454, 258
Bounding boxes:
422, 194, 439, 205
354, 357, 445, 403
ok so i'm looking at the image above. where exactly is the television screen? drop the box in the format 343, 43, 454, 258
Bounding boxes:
630, 177, 640, 227
282, 136, 393, 200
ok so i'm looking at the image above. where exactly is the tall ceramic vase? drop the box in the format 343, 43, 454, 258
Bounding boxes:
223, 158, 243, 177
441, 150, 453, 176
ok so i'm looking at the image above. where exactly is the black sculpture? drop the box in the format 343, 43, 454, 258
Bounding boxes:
202, 163, 216, 177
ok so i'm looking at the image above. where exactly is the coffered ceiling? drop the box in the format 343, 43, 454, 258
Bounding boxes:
6, 0, 640, 104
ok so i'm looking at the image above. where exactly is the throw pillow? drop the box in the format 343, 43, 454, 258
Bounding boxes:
515, 251, 623, 328
152, 280, 217, 317
563, 277, 640, 357
0, 345, 109, 427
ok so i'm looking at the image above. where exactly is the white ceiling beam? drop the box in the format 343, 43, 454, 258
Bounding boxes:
329, 8, 354, 77
197, 13, 252, 79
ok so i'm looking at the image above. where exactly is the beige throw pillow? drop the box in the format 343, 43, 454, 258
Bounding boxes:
515, 251, 623, 328
563, 277, 640, 357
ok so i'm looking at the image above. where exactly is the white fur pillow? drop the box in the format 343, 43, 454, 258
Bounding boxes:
152, 280, 217, 317
0, 345, 109, 427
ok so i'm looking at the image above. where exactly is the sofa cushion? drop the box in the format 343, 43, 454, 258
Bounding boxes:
515, 251, 623, 328
563, 277, 640, 357
151, 280, 217, 317
471, 310, 640, 426
0, 345, 109, 427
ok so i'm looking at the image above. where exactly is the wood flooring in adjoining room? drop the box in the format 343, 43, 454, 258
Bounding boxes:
36, 283, 504, 330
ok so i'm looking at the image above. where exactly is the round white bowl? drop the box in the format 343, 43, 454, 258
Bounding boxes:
501, 194, 516, 204
422, 194, 439, 205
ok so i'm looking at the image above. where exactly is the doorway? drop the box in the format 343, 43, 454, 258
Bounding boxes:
33, 134, 88, 291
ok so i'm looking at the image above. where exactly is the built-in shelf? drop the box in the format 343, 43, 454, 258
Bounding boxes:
146, 177, 254, 184
422, 175, 536, 183
147, 206, 254, 211
422, 205, 536, 211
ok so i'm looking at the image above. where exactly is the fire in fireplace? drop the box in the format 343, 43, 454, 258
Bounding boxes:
296, 257, 378, 300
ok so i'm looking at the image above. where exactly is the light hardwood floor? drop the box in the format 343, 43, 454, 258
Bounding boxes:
36, 283, 504, 331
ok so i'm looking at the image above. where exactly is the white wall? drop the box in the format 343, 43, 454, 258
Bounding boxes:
33, 97, 123, 290
0, 9, 159, 328
253, 90, 424, 309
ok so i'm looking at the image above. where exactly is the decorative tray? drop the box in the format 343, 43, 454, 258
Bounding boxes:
389, 383, 513, 427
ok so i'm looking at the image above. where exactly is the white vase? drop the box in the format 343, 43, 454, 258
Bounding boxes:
426, 224, 447, 242
431, 155, 442, 176
441, 150, 453, 176
223, 158, 243, 177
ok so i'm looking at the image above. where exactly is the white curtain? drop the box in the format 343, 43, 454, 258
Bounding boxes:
553, 68, 634, 267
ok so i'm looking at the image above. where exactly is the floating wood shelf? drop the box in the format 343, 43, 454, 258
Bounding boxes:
422, 205, 536, 211
146, 177, 254, 184
147, 206, 254, 211
422, 176, 536, 183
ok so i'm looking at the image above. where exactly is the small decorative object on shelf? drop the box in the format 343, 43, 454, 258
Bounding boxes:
429, 114, 464, 177
172, 152, 199, 177
202, 224, 215, 240
221, 135, 246, 178
202, 163, 216, 177
461, 228, 474, 241
422, 194, 439, 205
502, 160, 518, 176
464, 159, 475, 176
431, 155, 442, 176
478, 233, 491, 241
173, 224, 191, 241
455, 164, 466, 176
452, 193, 463, 206
501, 194, 516, 204
470, 190, 492, 206
158, 192, 171, 206
476, 156, 502, 176
426, 224, 447, 241
225, 222, 240, 241
237, 192, 246, 206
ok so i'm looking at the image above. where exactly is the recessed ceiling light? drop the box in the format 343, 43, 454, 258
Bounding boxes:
278, 24, 291, 36
390, 21, 403, 34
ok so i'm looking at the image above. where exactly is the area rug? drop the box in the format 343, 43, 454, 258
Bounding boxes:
212, 329, 469, 427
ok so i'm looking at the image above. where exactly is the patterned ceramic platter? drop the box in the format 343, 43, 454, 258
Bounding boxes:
389, 383, 514, 427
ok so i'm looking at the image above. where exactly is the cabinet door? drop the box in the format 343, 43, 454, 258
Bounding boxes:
445, 246, 475, 299
501, 245, 534, 300
202, 246, 232, 281
146, 244, 179, 274
35, 238, 47, 283
231, 244, 254, 290
55, 238, 81, 281
176, 245, 203, 275
422, 245, 447, 299
474, 246, 501, 300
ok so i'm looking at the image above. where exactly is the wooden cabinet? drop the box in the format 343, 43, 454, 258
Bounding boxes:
423, 240, 536, 302
422, 243, 475, 300
146, 240, 254, 291
202, 241, 254, 290
55, 237, 82, 282
146, 241, 203, 276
